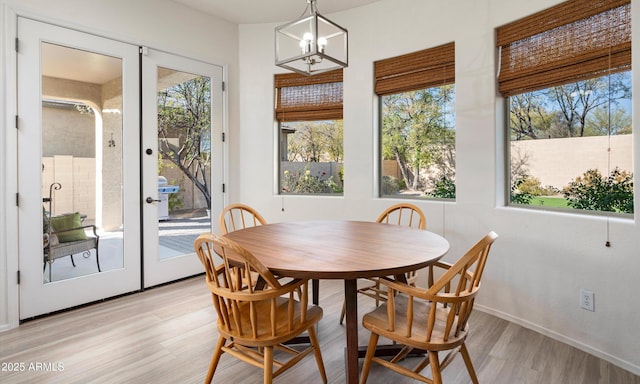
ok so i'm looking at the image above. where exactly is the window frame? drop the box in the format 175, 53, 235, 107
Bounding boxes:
274, 70, 344, 196
375, 42, 456, 200
497, 0, 633, 216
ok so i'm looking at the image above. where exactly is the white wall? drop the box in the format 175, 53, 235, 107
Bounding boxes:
2, 0, 639, 376
237, 0, 640, 374
0, 0, 238, 328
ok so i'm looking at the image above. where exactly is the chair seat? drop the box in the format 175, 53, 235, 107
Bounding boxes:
218, 297, 323, 347
47, 237, 98, 260
363, 294, 468, 352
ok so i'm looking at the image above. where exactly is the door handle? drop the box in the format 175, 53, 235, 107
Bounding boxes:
146, 197, 161, 204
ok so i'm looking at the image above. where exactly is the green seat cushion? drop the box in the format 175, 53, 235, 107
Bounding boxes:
50, 212, 87, 243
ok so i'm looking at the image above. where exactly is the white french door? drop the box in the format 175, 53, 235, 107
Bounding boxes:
17, 18, 141, 318
141, 49, 224, 287
17, 19, 225, 318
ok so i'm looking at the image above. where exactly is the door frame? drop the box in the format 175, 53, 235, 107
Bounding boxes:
3, 8, 20, 330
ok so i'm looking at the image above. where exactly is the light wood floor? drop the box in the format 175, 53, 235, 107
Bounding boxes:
1, 277, 638, 384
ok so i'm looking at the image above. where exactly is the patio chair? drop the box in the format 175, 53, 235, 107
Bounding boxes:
43, 182, 100, 282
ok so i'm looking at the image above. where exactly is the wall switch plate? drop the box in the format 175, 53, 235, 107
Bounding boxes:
580, 289, 595, 312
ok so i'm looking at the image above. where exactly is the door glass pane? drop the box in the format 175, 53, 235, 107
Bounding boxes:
156, 68, 212, 260
41, 43, 124, 283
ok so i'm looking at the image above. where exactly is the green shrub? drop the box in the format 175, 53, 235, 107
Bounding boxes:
563, 167, 633, 213
168, 189, 183, 211
427, 175, 456, 199
282, 167, 341, 194
518, 177, 559, 196
510, 177, 534, 204
168, 179, 183, 211
381, 175, 404, 195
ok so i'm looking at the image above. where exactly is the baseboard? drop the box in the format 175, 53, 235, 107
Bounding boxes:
474, 304, 640, 376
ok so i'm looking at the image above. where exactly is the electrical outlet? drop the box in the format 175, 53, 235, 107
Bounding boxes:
580, 289, 595, 312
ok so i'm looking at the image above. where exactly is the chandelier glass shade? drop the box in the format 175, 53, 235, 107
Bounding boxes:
275, 0, 348, 76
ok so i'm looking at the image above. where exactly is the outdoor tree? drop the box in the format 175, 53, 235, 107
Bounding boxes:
324, 120, 344, 163
157, 76, 212, 209
381, 94, 415, 189
381, 86, 455, 192
584, 105, 632, 136
547, 73, 630, 138
286, 121, 343, 163
509, 92, 551, 140
510, 73, 631, 140
293, 122, 323, 161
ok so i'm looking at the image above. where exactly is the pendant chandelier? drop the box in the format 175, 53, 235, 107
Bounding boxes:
275, 0, 348, 76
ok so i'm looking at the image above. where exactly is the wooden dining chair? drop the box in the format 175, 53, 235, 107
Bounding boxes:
218, 203, 271, 290
194, 233, 327, 384
219, 203, 320, 303
358, 231, 498, 384
218, 203, 267, 234
339, 203, 427, 324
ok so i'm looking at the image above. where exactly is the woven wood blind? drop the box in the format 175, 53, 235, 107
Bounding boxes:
497, 0, 631, 97
374, 42, 455, 96
275, 69, 343, 122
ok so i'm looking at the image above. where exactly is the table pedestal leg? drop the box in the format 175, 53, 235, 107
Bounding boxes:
344, 279, 359, 384
312, 279, 319, 305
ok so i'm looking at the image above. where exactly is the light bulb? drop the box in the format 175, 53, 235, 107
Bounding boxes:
317, 37, 327, 52
300, 32, 314, 54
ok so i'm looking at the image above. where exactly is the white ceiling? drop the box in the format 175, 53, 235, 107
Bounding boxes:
42, 43, 122, 85
171, 0, 380, 24
43, 0, 379, 85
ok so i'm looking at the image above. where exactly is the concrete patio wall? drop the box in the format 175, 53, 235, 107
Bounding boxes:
511, 134, 633, 189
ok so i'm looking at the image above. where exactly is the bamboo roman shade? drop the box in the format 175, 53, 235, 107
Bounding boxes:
374, 42, 455, 96
497, 0, 631, 97
275, 69, 343, 122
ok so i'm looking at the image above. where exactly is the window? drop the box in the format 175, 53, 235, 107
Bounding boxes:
275, 70, 343, 195
376, 42, 456, 199
497, 0, 633, 215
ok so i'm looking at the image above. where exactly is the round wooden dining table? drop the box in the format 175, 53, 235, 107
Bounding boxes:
223, 220, 450, 384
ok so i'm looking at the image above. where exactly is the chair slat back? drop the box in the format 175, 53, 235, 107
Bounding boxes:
382, 231, 498, 344
194, 233, 307, 341
376, 203, 427, 284
219, 203, 267, 234
376, 203, 426, 229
